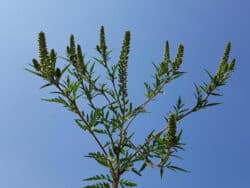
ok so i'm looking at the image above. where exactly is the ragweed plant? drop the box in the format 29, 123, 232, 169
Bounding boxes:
26, 26, 235, 188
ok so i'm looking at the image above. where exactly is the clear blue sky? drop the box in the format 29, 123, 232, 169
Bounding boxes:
0, 0, 249, 187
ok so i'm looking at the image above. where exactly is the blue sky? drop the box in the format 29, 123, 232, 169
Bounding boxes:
0, 0, 249, 187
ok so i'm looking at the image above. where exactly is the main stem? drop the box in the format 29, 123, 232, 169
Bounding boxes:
112, 174, 120, 188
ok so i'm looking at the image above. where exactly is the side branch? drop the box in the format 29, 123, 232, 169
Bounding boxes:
55, 83, 108, 156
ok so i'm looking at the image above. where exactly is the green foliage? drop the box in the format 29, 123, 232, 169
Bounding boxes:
27, 26, 236, 188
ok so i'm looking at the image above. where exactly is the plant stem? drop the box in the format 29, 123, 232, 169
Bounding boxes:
112, 174, 120, 188
124, 77, 170, 132
121, 92, 212, 170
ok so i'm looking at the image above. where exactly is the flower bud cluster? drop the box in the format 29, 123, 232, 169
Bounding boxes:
32, 32, 57, 81
66, 35, 86, 74
165, 113, 177, 149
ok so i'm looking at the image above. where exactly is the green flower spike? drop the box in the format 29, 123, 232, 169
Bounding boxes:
217, 42, 231, 75
49, 49, 56, 73
68, 34, 77, 67
229, 58, 236, 71
118, 31, 131, 112
76, 44, 86, 74
166, 113, 177, 148
159, 41, 170, 76
38, 32, 48, 63
99, 26, 107, 62
32, 58, 40, 71
172, 44, 184, 74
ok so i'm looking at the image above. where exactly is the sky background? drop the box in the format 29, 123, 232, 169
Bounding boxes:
0, 0, 249, 187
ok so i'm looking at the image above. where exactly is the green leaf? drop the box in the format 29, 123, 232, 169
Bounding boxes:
42, 97, 68, 106
170, 71, 185, 80
93, 128, 106, 134
176, 129, 183, 142
61, 63, 71, 75
75, 119, 87, 130
167, 165, 189, 173
90, 62, 96, 73
210, 92, 223, 96
160, 167, 164, 178
131, 168, 142, 176
83, 174, 112, 183
93, 57, 104, 66
119, 179, 137, 187
203, 102, 222, 108
204, 69, 214, 80
40, 83, 52, 89
25, 68, 44, 78
84, 182, 110, 188
85, 152, 110, 167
